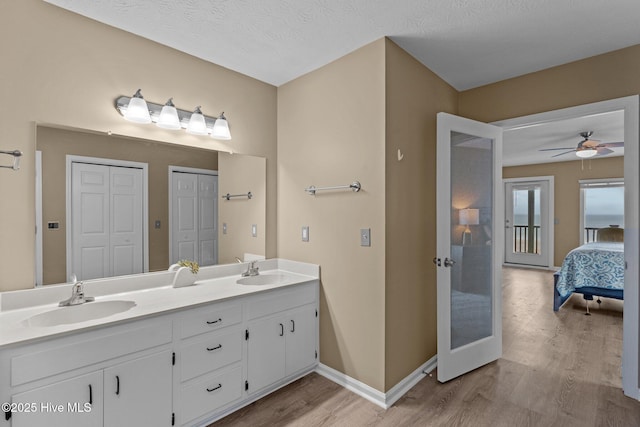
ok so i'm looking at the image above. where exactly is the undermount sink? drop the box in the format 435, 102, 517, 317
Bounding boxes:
23, 300, 137, 327
236, 272, 292, 286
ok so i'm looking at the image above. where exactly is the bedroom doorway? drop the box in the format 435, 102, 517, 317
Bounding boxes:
504, 177, 553, 268
493, 95, 639, 401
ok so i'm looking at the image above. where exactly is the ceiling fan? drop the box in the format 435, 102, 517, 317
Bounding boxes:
539, 131, 624, 158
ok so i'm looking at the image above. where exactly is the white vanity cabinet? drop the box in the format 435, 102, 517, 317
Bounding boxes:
1, 266, 319, 427
11, 371, 103, 427
246, 284, 318, 395
103, 351, 173, 427
3, 319, 174, 427
175, 301, 244, 426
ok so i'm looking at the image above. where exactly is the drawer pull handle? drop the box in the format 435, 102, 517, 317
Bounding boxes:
88, 384, 93, 405
207, 383, 222, 392
290, 319, 295, 333
207, 344, 222, 352
116, 375, 120, 395
206, 318, 222, 325
279, 323, 284, 337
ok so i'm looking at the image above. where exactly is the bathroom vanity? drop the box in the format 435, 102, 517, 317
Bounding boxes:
0, 259, 319, 426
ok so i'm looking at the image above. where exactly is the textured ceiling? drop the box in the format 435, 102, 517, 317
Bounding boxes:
44, 0, 640, 89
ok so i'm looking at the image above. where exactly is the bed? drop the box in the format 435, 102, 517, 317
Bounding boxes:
553, 241, 624, 312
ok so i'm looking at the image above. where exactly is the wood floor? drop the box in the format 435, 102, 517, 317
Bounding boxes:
210, 267, 640, 427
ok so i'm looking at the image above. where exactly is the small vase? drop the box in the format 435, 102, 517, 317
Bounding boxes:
169, 264, 197, 288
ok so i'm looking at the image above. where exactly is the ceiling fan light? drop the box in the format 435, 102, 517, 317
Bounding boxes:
576, 149, 597, 158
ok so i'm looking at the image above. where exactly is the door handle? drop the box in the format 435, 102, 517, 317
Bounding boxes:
444, 258, 456, 268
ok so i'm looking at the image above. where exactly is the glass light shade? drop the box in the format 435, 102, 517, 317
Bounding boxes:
211, 115, 231, 140
186, 107, 208, 135
576, 149, 597, 158
123, 92, 151, 124
156, 100, 181, 130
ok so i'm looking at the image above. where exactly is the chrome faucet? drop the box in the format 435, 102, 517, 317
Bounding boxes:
241, 260, 260, 277
59, 275, 95, 307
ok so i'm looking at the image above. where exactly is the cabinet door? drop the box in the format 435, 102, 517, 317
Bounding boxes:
104, 351, 172, 427
11, 371, 103, 427
247, 315, 286, 393
286, 304, 317, 375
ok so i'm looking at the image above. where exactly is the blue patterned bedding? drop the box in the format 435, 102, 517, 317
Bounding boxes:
555, 242, 624, 298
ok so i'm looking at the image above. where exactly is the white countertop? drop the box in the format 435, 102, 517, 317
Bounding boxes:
0, 259, 318, 349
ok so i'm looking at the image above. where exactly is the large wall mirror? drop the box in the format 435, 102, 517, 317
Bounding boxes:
36, 125, 266, 286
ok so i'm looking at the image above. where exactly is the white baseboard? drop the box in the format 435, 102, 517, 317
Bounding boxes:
316, 355, 437, 409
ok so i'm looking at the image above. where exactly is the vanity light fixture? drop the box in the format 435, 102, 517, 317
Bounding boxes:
211, 112, 231, 140
115, 90, 232, 140
123, 89, 152, 124
186, 106, 208, 135
156, 98, 181, 130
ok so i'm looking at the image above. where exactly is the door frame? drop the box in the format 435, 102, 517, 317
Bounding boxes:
503, 176, 554, 269
65, 155, 149, 280
492, 95, 639, 400
168, 166, 218, 265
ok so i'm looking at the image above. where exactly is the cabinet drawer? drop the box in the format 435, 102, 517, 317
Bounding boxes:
181, 366, 242, 424
181, 328, 243, 381
11, 320, 172, 387
180, 301, 242, 339
247, 282, 317, 320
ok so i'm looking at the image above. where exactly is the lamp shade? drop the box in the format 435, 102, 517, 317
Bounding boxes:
123, 89, 151, 124
459, 208, 480, 225
156, 98, 181, 130
211, 112, 231, 140
186, 106, 208, 135
576, 149, 597, 158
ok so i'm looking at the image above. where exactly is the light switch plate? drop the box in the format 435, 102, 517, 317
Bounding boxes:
302, 226, 309, 242
252, 224, 257, 237
360, 228, 371, 246
223, 223, 227, 234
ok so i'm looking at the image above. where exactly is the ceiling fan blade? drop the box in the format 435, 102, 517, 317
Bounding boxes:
595, 147, 613, 156
597, 141, 624, 148
551, 150, 576, 158
538, 147, 576, 151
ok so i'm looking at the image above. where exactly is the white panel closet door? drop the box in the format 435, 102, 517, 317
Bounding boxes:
71, 162, 144, 281
72, 162, 110, 281
110, 167, 144, 277
198, 174, 218, 266
171, 172, 198, 263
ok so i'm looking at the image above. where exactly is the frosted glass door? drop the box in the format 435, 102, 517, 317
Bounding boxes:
436, 112, 503, 383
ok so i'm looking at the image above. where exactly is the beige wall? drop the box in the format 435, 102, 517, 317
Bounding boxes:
504, 157, 624, 266
278, 39, 388, 391
384, 40, 458, 389
218, 153, 266, 264
38, 126, 219, 284
0, 0, 277, 291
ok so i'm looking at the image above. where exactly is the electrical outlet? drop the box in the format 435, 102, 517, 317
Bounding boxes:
360, 228, 371, 247
302, 226, 309, 242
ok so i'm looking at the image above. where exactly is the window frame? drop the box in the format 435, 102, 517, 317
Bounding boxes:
579, 177, 624, 244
